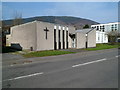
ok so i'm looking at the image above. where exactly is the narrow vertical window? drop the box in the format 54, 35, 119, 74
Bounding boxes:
54, 29, 57, 50
63, 30, 65, 49
66, 31, 68, 49
58, 30, 61, 49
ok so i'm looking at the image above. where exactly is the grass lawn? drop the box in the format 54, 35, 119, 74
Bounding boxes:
23, 50, 76, 58
84, 43, 118, 51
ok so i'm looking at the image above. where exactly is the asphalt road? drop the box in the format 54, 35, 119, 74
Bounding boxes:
2, 48, 119, 88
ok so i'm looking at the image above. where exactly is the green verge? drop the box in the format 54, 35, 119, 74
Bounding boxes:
23, 50, 76, 58
84, 44, 118, 51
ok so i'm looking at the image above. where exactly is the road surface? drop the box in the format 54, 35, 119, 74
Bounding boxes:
2, 48, 119, 88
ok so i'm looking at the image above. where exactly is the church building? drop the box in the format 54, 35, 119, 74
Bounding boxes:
6, 21, 96, 51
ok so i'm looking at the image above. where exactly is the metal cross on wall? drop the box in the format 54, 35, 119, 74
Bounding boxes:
44, 27, 49, 40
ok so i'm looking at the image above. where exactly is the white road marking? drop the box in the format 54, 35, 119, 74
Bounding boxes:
2, 55, 118, 82
115, 55, 120, 58
72, 58, 107, 68
10, 65, 14, 66
23, 63, 29, 65
1, 72, 43, 82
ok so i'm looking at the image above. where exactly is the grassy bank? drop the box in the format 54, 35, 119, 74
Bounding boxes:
84, 44, 118, 51
23, 50, 75, 58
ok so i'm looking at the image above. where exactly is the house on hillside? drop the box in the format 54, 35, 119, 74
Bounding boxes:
6, 21, 96, 51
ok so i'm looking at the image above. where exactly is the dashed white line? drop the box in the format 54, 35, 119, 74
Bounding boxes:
72, 58, 107, 68
2, 55, 118, 82
1, 72, 44, 82
115, 55, 120, 58
10, 65, 14, 66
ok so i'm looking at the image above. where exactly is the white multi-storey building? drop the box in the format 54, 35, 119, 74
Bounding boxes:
91, 22, 120, 33
91, 22, 120, 43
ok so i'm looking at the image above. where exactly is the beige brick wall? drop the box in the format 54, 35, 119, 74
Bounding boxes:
88, 29, 96, 48
76, 33, 86, 49
36, 21, 54, 51
10, 21, 37, 50
10, 21, 76, 51
76, 29, 96, 49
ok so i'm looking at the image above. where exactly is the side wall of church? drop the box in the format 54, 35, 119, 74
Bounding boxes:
10, 21, 37, 50
76, 33, 86, 49
87, 29, 96, 48
36, 21, 54, 51
10, 21, 75, 51
36, 21, 70, 51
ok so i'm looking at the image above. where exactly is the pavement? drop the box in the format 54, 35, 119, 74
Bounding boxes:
2, 49, 89, 67
2, 48, 119, 88
2, 48, 117, 67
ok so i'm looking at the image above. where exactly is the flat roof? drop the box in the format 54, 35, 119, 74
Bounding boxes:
91, 22, 120, 26
76, 28, 94, 34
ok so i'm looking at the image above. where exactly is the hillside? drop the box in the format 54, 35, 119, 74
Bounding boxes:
2, 16, 99, 29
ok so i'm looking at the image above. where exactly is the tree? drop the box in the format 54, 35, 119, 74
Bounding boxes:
13, 11, 22, 26
74, 25, 77, 30
107, 31, 120, 44
83, 24, 89, 29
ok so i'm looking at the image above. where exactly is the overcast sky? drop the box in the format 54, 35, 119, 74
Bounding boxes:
2, 2, 118, 23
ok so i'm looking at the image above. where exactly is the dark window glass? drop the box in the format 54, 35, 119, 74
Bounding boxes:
63, 30, 65, 49
66, 31, 68, 49
54, 29, 57, 50
97, 26, 99, 30
58, 30, 61, 49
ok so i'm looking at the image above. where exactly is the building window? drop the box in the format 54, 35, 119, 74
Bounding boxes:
92, 26, 96, 29
5, 29, 10, 34
115, 25, 117, 30
98, 36, 99, 41
54, 29, 57, 50
97, 26, 99, 30
104, 35, 106, 41
63, 30, 65, 49
115, 24, 117, 27
58, 30, 61, 49
103, 25, 105, 29
102, 25, 105, 32
111, 25, 114, 30
100, 26, 102, 30
66, 31, 68, 49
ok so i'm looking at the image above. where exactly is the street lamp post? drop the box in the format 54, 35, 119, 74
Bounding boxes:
86, 34, 88, 48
